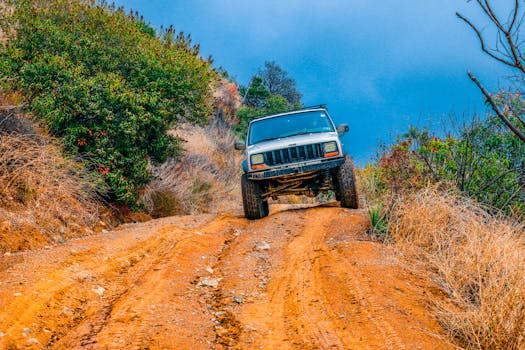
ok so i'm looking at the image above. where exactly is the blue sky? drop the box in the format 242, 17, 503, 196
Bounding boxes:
114, 0, 512, 164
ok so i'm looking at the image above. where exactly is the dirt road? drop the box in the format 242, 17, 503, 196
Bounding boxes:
0, 203, 454, 349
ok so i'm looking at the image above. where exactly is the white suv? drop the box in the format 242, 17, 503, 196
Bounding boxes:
235, 106, 358, 219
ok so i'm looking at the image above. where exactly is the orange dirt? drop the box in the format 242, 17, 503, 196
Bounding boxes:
0, 203, 455, 349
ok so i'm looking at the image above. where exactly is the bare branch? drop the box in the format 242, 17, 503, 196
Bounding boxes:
509, 0, 519, 31
504, 31, 525, 73
478, 0, 506, 31
456, 12, 524, 71
468, 71, 525, 142
516, 42, 525, 64
458, 0, 525, 74
496, 31, 513, 60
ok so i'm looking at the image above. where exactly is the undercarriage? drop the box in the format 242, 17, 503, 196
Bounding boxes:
241, 156, 358, 219
259, 169, 336, 200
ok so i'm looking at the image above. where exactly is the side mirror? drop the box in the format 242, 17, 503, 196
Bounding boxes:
234, 141, 246, 150
336, 124, 349, 134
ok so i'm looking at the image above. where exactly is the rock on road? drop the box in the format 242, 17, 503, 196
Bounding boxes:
0, 203, 454, 349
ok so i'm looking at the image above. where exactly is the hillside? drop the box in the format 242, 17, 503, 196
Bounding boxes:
0, 0, 243, 252
0, 0, 524, 349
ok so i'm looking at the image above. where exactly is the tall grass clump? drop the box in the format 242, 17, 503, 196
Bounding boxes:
0, 124, 104, 252
390, 189, 525, 350
141, 119, 242, 217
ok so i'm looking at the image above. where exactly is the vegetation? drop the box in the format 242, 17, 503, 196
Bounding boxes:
361, 0, 525, 221
242, 61, 302, 108
235, 61, 302, 137
359, 115, 524, 348
0, 0, 217, 207
357, 4, 525, 347
0, 96, 103, 253
368, 118, 524, 219
390, 189, 525, 350
1, 0, 523, 346
142, 120, 242, 217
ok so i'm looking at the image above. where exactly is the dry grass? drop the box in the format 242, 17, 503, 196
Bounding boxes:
0, 1, 13, 45
390, 189, 525, 350
140, 77, 244, 217
141, 120, 243, 216
0, 3, 5, 42
0, 98, 104, 253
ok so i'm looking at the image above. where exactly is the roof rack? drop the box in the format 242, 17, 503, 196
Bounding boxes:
248, 104, 328, 121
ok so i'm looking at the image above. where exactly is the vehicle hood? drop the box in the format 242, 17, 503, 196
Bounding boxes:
247, 132, 339, 154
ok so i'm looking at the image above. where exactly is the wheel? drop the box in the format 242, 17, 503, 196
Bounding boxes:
335, 156, 358, 209
241, 174, 269, 219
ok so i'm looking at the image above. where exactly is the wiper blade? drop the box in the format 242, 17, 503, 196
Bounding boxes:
281, 131, 312, 138
255, 137, 281, 143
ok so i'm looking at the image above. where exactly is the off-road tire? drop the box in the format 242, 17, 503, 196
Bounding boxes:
336, 156, 358, 209
241, 174, 269, 219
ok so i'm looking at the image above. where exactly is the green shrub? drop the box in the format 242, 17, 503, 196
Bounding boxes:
0, 0, 217, 207
368, 203, 388, 238
367, 119, 524, 219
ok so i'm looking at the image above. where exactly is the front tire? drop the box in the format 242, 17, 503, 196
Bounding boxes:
336, 156, 358, 209
241, 174, 269, 219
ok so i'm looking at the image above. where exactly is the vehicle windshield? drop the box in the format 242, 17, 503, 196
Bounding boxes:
248, 110, 335, 145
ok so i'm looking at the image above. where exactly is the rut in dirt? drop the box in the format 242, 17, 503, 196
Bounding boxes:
0, 204, 454, 349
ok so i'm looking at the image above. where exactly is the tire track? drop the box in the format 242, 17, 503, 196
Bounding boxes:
50, 228, 193, 348
0, 206, 454, 349
316, 244, 407, 350
226, 206, 454, 349
278, 210, 349, 349
64, 215, 247, 349
0, 214, 224, 349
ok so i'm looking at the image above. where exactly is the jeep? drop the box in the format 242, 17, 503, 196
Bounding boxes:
234, 105, 358, 219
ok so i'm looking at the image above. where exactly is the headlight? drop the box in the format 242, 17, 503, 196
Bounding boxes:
323, 141, 338, 153
250, 153, 264, 165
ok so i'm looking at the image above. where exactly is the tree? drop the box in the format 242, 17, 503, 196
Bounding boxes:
241, 77, 269, 109
265, 94, 291, 113
235, 61, 303, 137
242, 61, 302, 108
457, 0, 525, 142
258, 61, 302, 107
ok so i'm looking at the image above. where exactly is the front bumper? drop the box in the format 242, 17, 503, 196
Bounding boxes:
247, 157, 344, 180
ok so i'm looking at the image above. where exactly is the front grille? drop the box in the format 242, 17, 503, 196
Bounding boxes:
264, 143, 323, 166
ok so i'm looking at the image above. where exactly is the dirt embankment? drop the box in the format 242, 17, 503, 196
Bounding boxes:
0, 204, 454, 349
